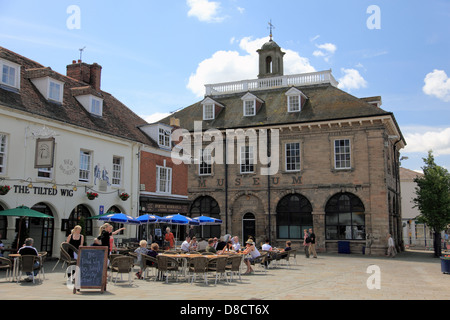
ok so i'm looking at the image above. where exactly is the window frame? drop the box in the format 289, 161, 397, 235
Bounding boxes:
48, 78, 64, 103
240, 145, 255, 174
112, 156, 123, 186
198, 148, 212, 176
158, 127, 171, 149
156, 165, 172, 194
0, 59, 20, 89
334, 139, 352, 170
203, 104, 215, 120
285, 142, 301, 172
0, 134, 8, 175
243, 99, 256, 117
78, 150, 92, 183
90, 97, 103, 116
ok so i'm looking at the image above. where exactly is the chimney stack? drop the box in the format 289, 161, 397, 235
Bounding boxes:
66, 60, 102, 91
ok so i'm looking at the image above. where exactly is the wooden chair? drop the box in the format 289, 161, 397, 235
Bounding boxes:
0, 257, 12, 282
141, 254, 158, 279
109, 256, 134, 285
187, 256, 209, 285
250, 252, 268, 274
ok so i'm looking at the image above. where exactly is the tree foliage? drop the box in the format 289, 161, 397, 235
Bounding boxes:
413, 151, 450, 256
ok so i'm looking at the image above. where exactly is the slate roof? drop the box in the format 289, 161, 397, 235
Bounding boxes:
0, 46, 157, 147
160, 82, 397, 132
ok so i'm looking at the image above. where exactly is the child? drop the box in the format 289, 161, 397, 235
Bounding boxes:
134, 240, 149, 279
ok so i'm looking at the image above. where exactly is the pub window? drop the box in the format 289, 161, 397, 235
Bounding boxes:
112, 156, 122, 186
156, 166, 172, 194
325, 193, 365, 240
0, 134, 7, 175
79, 150, 91, 183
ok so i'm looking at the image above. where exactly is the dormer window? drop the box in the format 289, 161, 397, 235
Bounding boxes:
49, 80, 62, 102
0, 59, 20, 89
203, 104, 214, 120
241, 92, 263, 117
90, 97, 102, 116
286, 87, 307, 113
30, 76, 64, 103
158, 126, 171, 148
201, 97, 224, 121
74, 93, 103, 117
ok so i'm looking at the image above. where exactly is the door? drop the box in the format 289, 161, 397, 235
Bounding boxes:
242, 212, 255, 243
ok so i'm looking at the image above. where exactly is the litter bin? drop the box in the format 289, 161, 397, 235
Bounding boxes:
338, 241, 350, 254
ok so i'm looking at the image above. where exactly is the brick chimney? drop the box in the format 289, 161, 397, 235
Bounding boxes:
66, 60, 102, 91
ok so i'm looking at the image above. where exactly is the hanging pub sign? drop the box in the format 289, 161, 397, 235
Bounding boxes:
34, 137, 55, 168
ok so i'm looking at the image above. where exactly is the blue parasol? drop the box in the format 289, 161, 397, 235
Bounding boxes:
193, 215, 223, 225
98, 213, 141, 225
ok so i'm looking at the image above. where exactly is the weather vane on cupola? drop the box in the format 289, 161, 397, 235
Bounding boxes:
268, 19, 275, 41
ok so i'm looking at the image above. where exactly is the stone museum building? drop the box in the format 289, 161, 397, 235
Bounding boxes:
163, 36, 406, 255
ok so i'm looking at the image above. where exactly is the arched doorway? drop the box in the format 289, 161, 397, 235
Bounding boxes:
276, 194, 312, 239
190, 196, 221, 239
242, 212, 256, 242
68, 205, 93, 240
30, 203, 54, 256
0, 204, 7, 245
325, 192, 365, 240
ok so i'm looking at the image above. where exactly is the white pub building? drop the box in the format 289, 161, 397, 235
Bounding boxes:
0, 47, 156, 256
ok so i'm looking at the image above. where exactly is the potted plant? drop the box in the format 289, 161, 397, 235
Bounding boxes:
119, 192, 130, 201
86, 191, 98, 200
0, 185, 10, 195
441, 255, 450, 274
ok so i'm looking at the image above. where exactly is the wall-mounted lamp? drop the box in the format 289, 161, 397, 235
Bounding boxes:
25, 178, 33, 189
71, 182, 78, 191
51, 179, 57, 190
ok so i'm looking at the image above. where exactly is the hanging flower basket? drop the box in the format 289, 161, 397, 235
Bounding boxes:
119, 192, 130, 201
0, 185, 10, 195
86, 192, 98, 200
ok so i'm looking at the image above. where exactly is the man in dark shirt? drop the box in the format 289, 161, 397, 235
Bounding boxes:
18, 238, 40, 280
308, 228, 318, 258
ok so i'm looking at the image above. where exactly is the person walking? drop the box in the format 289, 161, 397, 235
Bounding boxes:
308, 228, 318, 258
303, 229, 311, 258
387, 233, 396, 257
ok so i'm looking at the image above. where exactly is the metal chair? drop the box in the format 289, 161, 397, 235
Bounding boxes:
0, 257, 12, 282
109, 256, 134, 285
250, 252, 268, 274
38, 251, 47, 279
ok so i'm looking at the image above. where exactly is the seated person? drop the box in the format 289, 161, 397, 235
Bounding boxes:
181, 236, 191, 252
242, 239, 261, 274
190, 237, 198, 251
261, 239, 273, 251
220, 241, 234, 254
18, 238, 40, 281
134, 240, 149, 279
205, 238, 217, 253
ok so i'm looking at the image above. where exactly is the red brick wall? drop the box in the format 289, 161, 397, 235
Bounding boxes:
140, 151, 188, 196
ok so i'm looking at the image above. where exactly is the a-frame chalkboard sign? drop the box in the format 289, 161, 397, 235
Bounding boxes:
73, 246, 108, 294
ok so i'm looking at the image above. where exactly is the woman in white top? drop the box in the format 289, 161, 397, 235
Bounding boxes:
243, 239, 261, 274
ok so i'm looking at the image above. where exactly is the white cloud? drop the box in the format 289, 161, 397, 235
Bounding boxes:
337, 68, 368, 91
187, 0, 225, 23
141, 112, 171, 124
403, 127, 450, 156
313, 42, 337, 62
423, 69, 450, 102
187, 36, 315, 97
237, 7, 245, 14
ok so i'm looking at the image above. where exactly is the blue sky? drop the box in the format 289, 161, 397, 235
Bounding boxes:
1, 0, 450, 172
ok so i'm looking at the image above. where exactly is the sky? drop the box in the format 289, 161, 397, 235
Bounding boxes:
1, 0, 449, 173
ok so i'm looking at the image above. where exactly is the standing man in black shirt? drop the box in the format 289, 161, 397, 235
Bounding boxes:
308, 228, 318, 258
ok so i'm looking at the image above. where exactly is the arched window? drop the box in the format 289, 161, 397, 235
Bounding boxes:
276, 194, 312, 239
68, 205, 93, 237
266, 56, 273, 74
0, 205, 6, 239
325, 193, 365, 240
190, 196, 220, 238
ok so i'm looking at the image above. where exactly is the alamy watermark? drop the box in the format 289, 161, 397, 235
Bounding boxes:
366, 265, 381, 290
66, 5, 81, 30
367, 5, 381, 30
171, 121, 280, 176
